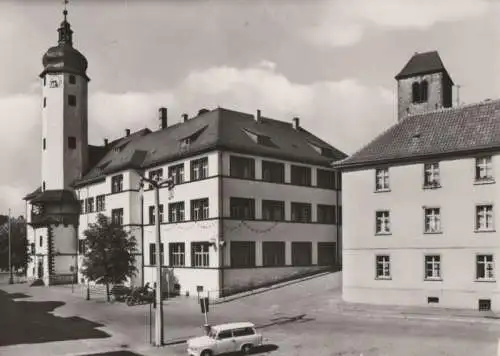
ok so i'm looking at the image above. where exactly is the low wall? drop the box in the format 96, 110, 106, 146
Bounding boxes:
221, 265, 338, 297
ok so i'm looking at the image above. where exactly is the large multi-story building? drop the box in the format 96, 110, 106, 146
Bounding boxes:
337, 50, 500, 312
24, 10, 346, 298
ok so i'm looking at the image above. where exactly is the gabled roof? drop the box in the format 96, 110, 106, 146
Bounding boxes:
395, 51, 453, 84
74, 107, 347, 186
30, 189, 79, 204
335, 99, 500, 170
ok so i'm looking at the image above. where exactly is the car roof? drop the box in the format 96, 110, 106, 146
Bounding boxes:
212, 322, 255, 331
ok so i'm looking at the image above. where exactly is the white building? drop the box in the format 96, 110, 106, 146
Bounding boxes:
24, 10, 346, 298
336, 50, 500, 312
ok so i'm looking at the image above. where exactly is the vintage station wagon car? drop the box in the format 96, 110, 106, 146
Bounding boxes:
187, 322, 263, 356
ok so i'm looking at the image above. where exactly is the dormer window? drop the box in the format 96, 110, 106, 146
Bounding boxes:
242, 128, 276, 148
412, 80, 429, 104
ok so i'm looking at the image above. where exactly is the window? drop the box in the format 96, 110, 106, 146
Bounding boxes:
148, 168, 163, 189
262, 160, 285, 183
39, 235, 43, 247
318, 242, 336, 266
375, 211, 391, 234
476, 205, 494, 231
149, 243, 164, 266
169, 243, 185, 267
317, 204, 335, 224
291, 202, 312, 223
43, 138, 46, 150
43, 76, 46, 86
217, 330, 233, 339
68, 136, 76, 149
428, 297, 439, 304
168, 164, 184, 185
149, 204, 164, 224
68, 94, 76, 106
424, 162, 440, 188
85, 197, 94, 213
262, 200, 284, 221
292, 242, 312, 266
96, 195, 105, 212
262, 241, 285, 266
412, 81, 428, 103
191, 157, 208, 181
475, 156, 493, 182
476, 255, 494, 281
79, 199, 85, 214
230, 197, 255, 219
230, 156, 255, 179
479, 299, 491, 311
69, 75, 76, 84
338, 206, 342, 225
424, 208, 441, 233
317, 169, 336, 189
43, 97, 46, 108
375, 168, 389, 191
111, 208, 123, 226
111, 174, 123, 193
191, 198, 209, 220
375, 255, 391, 279
191, 242, 210, 267
43, 181, 46, 191
168, 202, 185, 222
291, 165, 311, 186
424, 255, 441, 280
233, 327, 255, 337
78, 240, 87, 255
230, 241, 256, 267
30, 243, 35, 255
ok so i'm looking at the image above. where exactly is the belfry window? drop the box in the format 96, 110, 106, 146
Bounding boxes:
68, 136, 76, 149
68, 95, 76, 107
412, 81, 429, 104
69, 75, 76, 84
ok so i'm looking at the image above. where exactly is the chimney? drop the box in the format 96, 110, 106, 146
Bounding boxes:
125, 129, 130, 137
159, 107, 168, 129
256, 109, 262, 123
104, 138, 108, 147
182, 113, 189, 122
292, 117, 300, 130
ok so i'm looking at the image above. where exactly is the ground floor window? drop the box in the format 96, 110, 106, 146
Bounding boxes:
169, 243, 185, 267
291, 242, 312, 266
262, 241, 285, 267
191, 242, 210, 267
230, 241, 256, 267
149, 243, 164, 266
317, 242, 336, 266
375, 255, 391, 279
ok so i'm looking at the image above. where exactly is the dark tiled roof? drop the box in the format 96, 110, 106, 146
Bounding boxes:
335, 99, 500, 170
75, 107, 347, 186
24, 187, 42, 200
30, 189, 79, 204
395, 51, 453, 83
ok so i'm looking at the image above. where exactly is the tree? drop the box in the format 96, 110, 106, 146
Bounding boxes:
81, 213, 138, 302
0, 215, 29, 272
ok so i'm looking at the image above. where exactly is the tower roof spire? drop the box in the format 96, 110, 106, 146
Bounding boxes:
58, 0, 72, 46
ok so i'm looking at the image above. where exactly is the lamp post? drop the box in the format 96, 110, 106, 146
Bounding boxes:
136, 171, 174, 347
8, 208, 13, 285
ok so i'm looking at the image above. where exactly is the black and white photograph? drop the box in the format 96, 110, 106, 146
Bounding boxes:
1, 0, 500, 355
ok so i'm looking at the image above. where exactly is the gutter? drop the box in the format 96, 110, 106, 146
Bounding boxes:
218, 150, 225, 297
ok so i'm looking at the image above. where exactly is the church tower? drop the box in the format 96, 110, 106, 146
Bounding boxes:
395, 51, 454, 121
27, 6, 89, 286
40, 8, 89, 189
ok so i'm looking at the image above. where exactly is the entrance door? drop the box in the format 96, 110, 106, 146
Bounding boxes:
38, 260, 44, 278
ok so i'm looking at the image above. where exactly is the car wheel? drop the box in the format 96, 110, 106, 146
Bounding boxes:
200, 350, 212, 356
241, 344, 252, 354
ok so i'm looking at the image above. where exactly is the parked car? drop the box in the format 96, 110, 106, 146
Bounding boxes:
187, 322, 263, 356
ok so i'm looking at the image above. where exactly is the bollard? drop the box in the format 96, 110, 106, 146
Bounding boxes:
86, 285, 90, 300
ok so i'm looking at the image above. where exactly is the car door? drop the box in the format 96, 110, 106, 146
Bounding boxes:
215, 330, 235, 354
232, 327, 255, 350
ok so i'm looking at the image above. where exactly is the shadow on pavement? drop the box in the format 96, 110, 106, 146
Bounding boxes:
81, 352, 143, 356
224, 344, 279, 355
0, 290, 110, 346
258, 313, 315, 329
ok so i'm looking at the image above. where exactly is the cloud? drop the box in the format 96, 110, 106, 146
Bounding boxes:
303, 0, 489, 47
0, 60, 395, 215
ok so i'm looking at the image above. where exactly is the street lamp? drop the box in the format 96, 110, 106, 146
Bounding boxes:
136, 170, 174, 347
8, 208, 13, 285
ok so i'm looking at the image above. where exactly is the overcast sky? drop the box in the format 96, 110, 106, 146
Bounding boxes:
1, 0, 499, 216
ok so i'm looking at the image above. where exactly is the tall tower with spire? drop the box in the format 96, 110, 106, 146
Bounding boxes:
26, 4, 89, 285
40, 6, 89, 190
